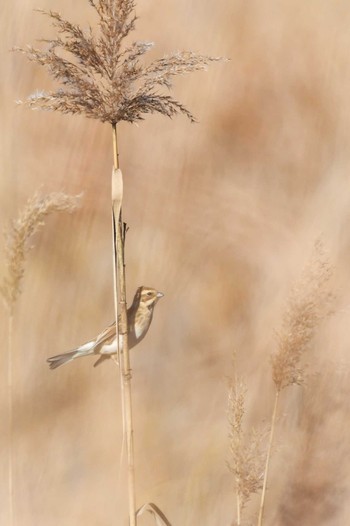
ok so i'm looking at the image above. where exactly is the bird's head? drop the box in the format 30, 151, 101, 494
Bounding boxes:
136, 286, 164, 310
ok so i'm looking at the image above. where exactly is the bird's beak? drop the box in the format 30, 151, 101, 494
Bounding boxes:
157, 291, 164, 299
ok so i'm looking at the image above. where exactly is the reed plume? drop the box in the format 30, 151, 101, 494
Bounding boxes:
0, 190, 80, 526
1, 191, 80, 313
227, 376, 266, 526
16, 1, 221, 124
258, 242, 334, 526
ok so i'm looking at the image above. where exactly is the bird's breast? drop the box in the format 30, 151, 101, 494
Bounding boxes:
133, 310, 152, 341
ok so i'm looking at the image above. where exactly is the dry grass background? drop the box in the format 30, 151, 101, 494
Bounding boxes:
2, 0, 350, 524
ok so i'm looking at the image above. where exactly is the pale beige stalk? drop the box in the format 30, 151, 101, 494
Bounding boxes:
236, 493, 241, 526
257, 391, 279, 526
112, 123, 136, 526
7, 313, 14, 526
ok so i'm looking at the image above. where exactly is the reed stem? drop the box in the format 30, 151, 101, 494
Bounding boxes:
236, 491, 241, 526
257, 390, 279, 526
111, 123, 137, 526
7, 312, 14, 526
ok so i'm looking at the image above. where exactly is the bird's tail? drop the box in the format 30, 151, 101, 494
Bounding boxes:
47, 341, 95, 370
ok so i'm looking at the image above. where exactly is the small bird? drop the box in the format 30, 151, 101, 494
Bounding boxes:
47, 286, 164, 369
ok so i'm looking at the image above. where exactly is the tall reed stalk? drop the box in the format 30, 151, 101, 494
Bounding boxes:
257, 243, 334, 526
7, 312, 14, 526
16, 1, 222, 523
1, 192, 80, 526
111, 123, 136, 524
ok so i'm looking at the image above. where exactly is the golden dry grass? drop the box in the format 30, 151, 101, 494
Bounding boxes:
2, 1, 350, 525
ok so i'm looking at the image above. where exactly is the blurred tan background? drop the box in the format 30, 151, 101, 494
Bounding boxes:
2, 1, 350, 525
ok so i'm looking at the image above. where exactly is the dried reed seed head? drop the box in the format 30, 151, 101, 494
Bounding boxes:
0, 192, 81, 311
227, 377, 246, 436
16, 0, 224, 124
227, 377, 266, 510
271, 242, 334, 392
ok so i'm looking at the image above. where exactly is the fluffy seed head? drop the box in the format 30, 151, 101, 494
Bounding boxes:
227, 376, 267, 512
15, 0, 224, 124
271, 241, 334, 392
0, 191, 81, 312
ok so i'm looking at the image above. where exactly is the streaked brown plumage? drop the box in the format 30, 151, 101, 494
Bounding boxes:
47, 286, 164, 369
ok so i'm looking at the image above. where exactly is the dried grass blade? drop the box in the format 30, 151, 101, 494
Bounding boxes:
136, 502, 172, 526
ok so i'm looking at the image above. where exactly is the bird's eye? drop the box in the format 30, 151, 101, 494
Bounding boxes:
147, 291, 153, 296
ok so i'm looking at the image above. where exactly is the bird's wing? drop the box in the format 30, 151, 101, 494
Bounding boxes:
95, 321, 117, 347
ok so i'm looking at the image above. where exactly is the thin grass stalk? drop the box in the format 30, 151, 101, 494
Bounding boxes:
136, 502, 173, 525
234, 377, 241, 526
236, 492, 241, 526
7, 311, 14, 526
117, 211, 136, 526
111, 124, 127, 471
111, 125, 123, 427
257, 391, 279, 526
111, 123, 137, 526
